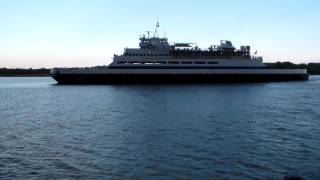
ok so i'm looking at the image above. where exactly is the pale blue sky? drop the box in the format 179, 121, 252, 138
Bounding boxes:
0, 0, 319, 68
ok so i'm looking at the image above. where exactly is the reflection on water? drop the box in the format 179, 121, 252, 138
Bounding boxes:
0, 76, 320, 179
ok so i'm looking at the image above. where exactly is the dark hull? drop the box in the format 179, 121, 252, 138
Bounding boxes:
51, 73, 309, 84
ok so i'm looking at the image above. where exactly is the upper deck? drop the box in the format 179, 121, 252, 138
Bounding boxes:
113, 23, 262, 66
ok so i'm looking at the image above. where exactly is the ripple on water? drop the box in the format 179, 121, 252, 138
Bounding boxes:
0, 77, 320, 179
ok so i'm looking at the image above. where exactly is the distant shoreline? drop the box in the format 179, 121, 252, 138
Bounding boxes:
0, 68, 50, 77
0, 74, 49, 77
1, 62, 320, 76
265, 62, 320, 75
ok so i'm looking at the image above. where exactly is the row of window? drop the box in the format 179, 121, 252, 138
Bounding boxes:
116, 61, 218, 65
125, 53, 170, 57
124, 53, 248, 58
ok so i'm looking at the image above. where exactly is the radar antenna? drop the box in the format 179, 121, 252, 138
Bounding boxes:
153, 21, 160, 38
145, 31, 151, 38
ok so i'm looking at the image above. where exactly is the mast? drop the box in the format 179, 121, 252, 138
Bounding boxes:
153, 21, 160, 38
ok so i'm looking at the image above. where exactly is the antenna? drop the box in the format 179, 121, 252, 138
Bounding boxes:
145, 31, 151, 38
153, 20, 160, 38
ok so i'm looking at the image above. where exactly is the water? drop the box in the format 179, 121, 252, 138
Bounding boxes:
0, 77, 320, 179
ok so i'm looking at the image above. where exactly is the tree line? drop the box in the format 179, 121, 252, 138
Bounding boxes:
0, 68, 49, 76
265, 62, 320, 75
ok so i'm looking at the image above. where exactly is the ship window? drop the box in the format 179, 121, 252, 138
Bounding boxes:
181, 62, 192, 64
207, 62, 218, 64
168, 61, 179, 64
195, 62, 206, 64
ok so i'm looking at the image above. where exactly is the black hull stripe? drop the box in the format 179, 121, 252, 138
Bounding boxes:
51, 74, 309, 84
109, 66, 267, 69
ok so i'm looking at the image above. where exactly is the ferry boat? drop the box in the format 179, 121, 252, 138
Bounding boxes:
50, 23, 308, 84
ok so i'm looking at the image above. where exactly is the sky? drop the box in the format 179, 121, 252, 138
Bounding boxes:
0, 0, 320, 68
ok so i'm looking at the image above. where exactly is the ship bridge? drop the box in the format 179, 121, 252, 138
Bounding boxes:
139, 36, 173, 50
216, 40, 236, 51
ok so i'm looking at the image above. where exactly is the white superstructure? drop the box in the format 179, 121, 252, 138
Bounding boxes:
110, 23, 265, 69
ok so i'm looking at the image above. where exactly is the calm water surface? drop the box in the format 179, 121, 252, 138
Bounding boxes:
0, 77, 320, 179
